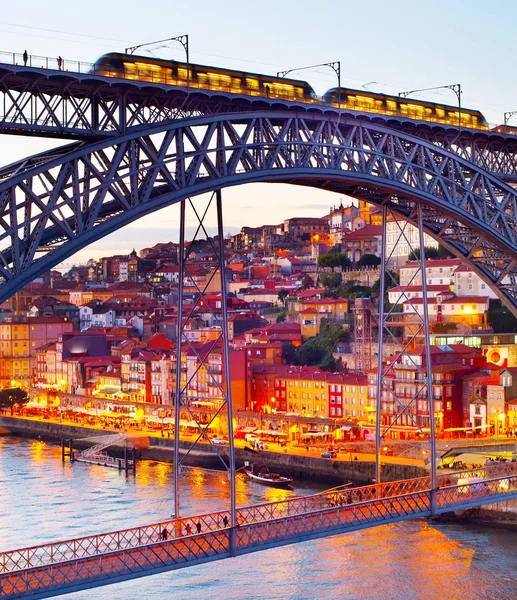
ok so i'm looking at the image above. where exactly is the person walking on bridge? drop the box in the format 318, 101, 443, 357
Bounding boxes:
57, 56, 63, 71
23, 50, 28, 66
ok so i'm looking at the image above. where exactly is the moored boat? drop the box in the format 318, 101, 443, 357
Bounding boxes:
243, 462, 293, 488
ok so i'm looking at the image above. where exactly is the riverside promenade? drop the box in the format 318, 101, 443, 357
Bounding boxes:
0, 415, 427, 485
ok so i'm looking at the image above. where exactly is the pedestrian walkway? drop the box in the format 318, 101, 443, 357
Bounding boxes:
1, 463, 517, 598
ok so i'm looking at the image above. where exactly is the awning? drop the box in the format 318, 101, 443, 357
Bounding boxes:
444, 427, 473, 432
191, 401, 215, 407
184, 420, 210, 428
341, 426, 352, 431
99, 387, 121, 395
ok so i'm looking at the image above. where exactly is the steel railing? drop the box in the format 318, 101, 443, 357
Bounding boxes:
3, 478, 517, 599
1, 462, 516, 575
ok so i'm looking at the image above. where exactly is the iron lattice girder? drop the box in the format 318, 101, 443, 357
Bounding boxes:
0, 113, 517, 309
2, 65, 517, 179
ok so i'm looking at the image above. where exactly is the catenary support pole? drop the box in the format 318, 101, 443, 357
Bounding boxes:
173, 199, 186, 520
216, 189, 237, 555
375, 204, 388, 484
417, 203, 437, 512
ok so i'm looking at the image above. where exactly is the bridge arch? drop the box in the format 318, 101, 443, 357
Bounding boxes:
0, 112, 516, 312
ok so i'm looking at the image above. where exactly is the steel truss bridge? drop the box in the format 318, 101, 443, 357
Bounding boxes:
2, 54, 517, 597
1, 60, 517, 312
1, 463, 517, 599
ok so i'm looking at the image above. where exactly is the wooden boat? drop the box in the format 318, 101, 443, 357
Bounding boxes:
243, 462, 293, 488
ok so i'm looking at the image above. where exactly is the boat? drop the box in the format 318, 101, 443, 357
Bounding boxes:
243, 462, 293, 488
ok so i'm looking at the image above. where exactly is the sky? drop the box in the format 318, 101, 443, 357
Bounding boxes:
1, 0, 517, 264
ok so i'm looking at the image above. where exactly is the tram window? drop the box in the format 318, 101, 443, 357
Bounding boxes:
178, 68, 192, 82
435, 108, 445, 119
246, 78, 260, 90
271, 83, 295, 98
386, 99, 397, 112
231, 77, 243, 92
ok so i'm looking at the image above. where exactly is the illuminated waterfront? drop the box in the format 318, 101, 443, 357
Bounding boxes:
0, 436, 516, 599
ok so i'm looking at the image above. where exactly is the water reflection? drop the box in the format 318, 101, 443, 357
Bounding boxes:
29, 439, 47, 463
1, 437, 516, 600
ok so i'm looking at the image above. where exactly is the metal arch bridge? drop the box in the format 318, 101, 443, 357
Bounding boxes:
0, 104, 517, 312
1, 464, 517, 599
2, 57, 517, 182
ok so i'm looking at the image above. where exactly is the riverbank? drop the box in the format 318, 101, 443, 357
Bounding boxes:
0, 415, 426, 485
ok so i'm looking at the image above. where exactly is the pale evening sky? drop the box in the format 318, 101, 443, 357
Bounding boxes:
0, 0, 515, 263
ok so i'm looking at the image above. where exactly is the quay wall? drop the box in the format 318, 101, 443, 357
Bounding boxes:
0, 416, 426, 485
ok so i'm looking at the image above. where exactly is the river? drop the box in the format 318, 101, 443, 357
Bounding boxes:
0, 436, 516, 600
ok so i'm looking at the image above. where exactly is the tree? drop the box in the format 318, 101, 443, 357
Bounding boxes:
276, 311, 286, 323
336, 281, 372, 299
407, 245, 452, 261
277, 289, 289, 307
301, 274, 315, 290
295, 340, 325, 366
372, 270, 399, 299
487, 299, 517, 333
281, 342, 297, 364
0, 388, 29, 415
357, 254, 381, 267
294, 319, 348, 369
317, 252, 351, 269
320, 272, 342, 289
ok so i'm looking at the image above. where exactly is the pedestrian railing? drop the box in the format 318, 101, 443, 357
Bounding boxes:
1, 463, 517, 575
1, 476, 517, 598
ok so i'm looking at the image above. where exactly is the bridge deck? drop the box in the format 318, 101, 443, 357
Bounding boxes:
1, 464, 516, 599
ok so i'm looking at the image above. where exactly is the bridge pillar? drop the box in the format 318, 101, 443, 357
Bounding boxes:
375, 203, 437, 490
172, 191, 236, 525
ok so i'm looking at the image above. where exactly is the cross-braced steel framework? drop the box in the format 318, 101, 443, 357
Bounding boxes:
375, 205, 436, 495
0, 114, 517, 316
2, 59, 517, 181
173, 191, 236, 544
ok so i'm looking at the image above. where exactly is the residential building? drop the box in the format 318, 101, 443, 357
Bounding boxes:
0, 316, 73, 389
300, 297, 348, 340
385, 218, 438, 267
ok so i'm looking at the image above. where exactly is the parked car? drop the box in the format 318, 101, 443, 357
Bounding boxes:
321, 450, 337, 459
254, 441, 268, 451
212, 437, 226, 445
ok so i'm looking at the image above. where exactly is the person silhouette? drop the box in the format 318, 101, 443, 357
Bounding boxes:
57, 56, 63, 71
23, 50, 28, 66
